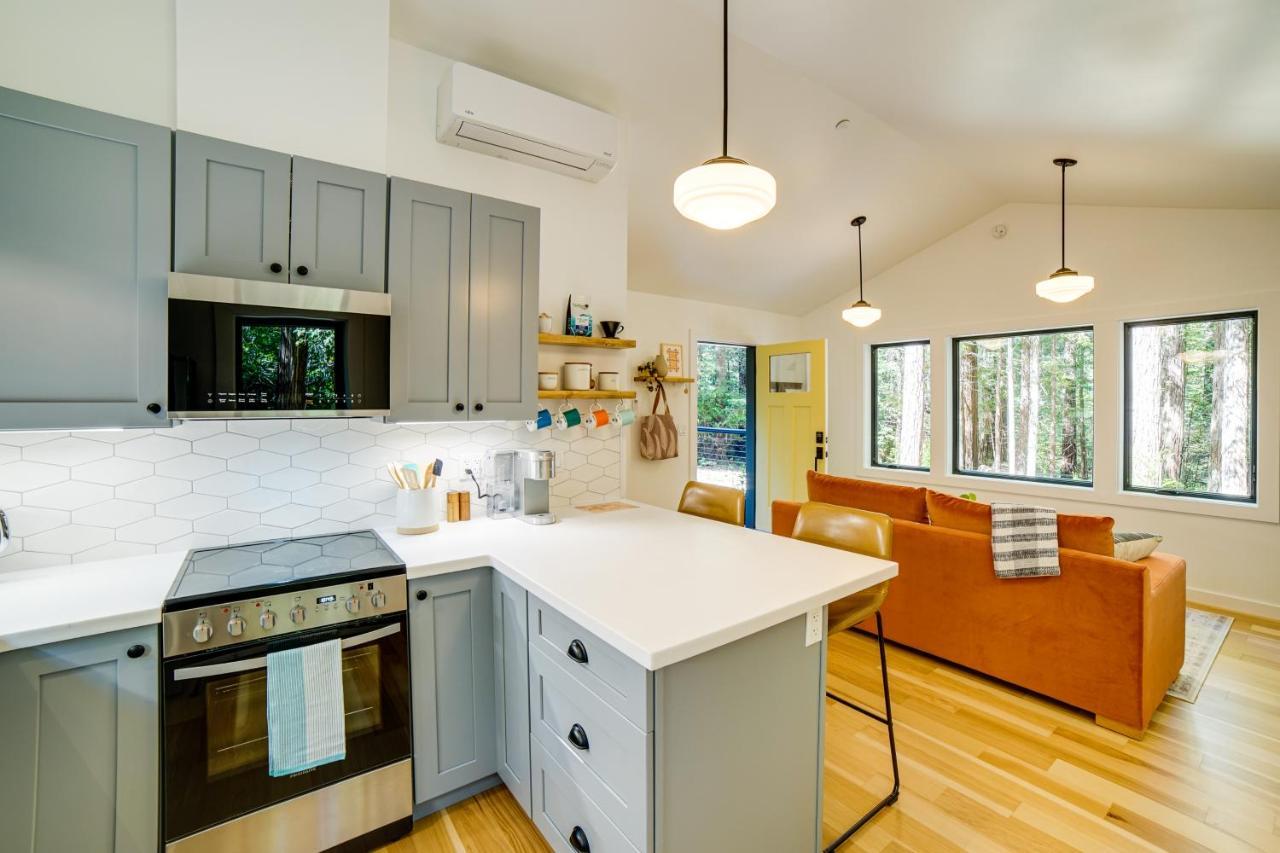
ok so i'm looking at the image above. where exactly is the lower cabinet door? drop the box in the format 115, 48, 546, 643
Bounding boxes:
410, 569, 497, 804
532, 740, 639, 853
494, 573, 532, 815
0, 625, 160, 853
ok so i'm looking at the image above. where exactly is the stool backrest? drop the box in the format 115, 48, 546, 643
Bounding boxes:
793, 501, 892, 560
677, 481, 746, 526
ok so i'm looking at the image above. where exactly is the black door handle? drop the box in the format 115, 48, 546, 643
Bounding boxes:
269, 262, 283, 273
567, 723, 590, 751
146, 402, 162, 414
126, 644, 146, 659
566, 639, 588, 664
415, 589, 428, 601
454, 403, 465, 412
474, 402, 484, 413
569, 826, 590, 852
295, 265, 309, 276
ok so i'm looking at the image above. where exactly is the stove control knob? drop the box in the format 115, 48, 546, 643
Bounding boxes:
226, 616, 246, 637
370, 590, 387, 609
345, 596, 360, 614
289, 605, 306, 625
192, 619, 213, 644
260, 610, 277, 630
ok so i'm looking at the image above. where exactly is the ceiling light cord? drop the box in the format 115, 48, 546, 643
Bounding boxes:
721, 0, 728, 158
857, 220, 865, 301
1060, 161, 1067, 269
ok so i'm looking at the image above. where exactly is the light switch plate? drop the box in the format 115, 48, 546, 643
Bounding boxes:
805, 607, 822, 646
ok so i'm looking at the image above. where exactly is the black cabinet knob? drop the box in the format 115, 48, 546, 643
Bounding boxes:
566, 639, 589, 664
415, 589, 428, 601
567, 723, 590, 751
146, 403, 162, 414
295, 265, 309, 276
126, 644, 146, 659
269, 262, 283, 274
473, 402, 484, 413
569, 826, 590, 852
454, 403, 464, 412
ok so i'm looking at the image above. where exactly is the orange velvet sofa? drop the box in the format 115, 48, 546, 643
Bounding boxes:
774, 471, 1186, 736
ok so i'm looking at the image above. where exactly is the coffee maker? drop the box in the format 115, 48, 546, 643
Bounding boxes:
486, 449, 557, 525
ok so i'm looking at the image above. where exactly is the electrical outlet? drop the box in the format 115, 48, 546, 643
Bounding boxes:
805, 607, 822, 646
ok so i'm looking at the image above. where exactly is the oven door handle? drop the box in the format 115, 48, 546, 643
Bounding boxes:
171, 623, 400, 682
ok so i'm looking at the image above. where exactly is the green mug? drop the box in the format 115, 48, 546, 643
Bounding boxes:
556, 406, 582, 429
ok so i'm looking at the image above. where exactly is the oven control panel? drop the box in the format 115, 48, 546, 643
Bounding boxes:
163, 574, 407, 658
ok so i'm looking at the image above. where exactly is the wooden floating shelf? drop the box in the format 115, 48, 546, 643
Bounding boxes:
634, 375, 695, 383
538, 332, 636, 350
538, 389, 637, 400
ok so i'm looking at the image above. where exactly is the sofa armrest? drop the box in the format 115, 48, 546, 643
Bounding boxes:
771, 500, 802, 537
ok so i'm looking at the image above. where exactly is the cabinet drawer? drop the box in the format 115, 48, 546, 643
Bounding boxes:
532, 740, 640, 853
530, 645, 651, 846
529, 595, 652, 730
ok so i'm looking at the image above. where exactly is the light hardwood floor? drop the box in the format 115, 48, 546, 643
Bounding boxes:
379, 606, 1280, 852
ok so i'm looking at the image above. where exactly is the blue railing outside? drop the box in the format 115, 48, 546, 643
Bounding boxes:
696, 425, 749, 491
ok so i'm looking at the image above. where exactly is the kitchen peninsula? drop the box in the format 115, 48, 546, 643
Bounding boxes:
0, 502, 895, 853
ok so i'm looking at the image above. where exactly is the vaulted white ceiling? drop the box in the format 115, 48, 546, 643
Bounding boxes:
391, 0, 1280, 315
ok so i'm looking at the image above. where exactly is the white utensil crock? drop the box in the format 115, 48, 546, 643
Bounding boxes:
396, 486, 444, 534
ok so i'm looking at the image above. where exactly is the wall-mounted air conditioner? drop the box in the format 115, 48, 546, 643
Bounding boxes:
436, 62, 618, 182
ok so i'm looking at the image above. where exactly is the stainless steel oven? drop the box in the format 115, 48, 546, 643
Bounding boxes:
167, 272, 390, 418
160, 534, 411, 852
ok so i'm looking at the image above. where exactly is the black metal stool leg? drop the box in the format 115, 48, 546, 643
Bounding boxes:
823, 612, 900, 852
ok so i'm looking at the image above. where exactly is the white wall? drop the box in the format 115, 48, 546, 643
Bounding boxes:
0, 0, 176, 125
176, 0, 390, 171
802, 203, 1280, 618
624, 292, 802, 521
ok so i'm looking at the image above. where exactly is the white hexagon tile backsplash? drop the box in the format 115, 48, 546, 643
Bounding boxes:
0, 418, 623, 572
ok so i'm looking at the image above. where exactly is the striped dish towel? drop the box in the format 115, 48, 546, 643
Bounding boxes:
990, 503, 1061, 579
266, 639, 347, 777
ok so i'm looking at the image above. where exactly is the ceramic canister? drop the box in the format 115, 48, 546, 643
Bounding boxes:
597, 371, 619, 391
538, 372, 559, 391
562, 362, 592, 391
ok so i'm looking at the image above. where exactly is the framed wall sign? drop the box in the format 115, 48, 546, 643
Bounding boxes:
659, 342, 684, 377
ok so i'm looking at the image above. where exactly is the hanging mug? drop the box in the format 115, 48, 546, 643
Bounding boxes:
585, 404, 611, 429
525, 408, 553, 431
611, 404, 636, 426
554, 404, 582, 430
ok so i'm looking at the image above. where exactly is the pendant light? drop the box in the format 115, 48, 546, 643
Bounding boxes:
1036, 157, 1095, 303
672, 0, 776, 230
841, 216, 881, 327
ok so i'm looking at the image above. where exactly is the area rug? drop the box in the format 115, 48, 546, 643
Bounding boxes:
1166, 608, 1234, 703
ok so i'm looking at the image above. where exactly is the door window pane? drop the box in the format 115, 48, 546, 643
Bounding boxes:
953, 327, 1094, 484
696, 343, 750, 492
871, 342, 930, 470
769, 352, 809, 392
1125, 312, 1257, 501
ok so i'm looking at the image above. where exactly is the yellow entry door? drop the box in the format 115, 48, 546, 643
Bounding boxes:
756, 339, 827, 529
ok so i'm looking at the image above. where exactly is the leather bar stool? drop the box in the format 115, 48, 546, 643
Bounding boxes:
677, 481, 745, 526
792, 501, 899, 850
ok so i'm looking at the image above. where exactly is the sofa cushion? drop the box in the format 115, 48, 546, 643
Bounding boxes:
806, 470, 929, 523
925, 489, 1114, 556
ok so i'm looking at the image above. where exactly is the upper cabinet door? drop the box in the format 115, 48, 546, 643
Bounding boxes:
468, 195, 539, 421
387, 178, 471, 422
290, 157, 387, 292
173, 131, 291, 282
0, 87, 170, 430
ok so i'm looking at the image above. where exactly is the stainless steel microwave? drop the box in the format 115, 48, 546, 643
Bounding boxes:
167, 273, 391, 419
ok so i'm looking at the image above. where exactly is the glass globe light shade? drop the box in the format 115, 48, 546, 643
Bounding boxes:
841, 300, 882, 328
673, 157, 777, 230
1035, 267, 1095, 303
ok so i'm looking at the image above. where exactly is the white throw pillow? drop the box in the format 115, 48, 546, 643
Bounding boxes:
1113, 531, 1163, 562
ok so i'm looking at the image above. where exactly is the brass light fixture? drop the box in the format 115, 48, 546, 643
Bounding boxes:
672, 0, 776, 230
842, 216, 881, 327
1036, 158, 1095, 303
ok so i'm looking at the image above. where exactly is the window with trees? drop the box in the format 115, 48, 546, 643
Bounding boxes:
953, 327, 1094, 485
871, 341, 930, 470
1125, 312, 1257, 502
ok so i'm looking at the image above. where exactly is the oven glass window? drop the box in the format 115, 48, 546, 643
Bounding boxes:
237, 321, 342, 409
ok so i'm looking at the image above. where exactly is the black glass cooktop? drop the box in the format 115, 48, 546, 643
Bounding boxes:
164, 530, 404, 610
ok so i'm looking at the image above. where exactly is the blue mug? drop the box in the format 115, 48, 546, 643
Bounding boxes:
525, 408, 553, 431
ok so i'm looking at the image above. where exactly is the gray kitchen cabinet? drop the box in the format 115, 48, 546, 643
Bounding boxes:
0, 86, 170, 430
0, 625, 160, 853
387, 178, 471, 421
493, 573, 532, 816
290, 156, 387, 292
468, 195, 540, 421
173, 131, 292, 282
410, 569, 497, 806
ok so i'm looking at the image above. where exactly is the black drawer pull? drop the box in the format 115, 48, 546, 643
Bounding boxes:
126, 644, 146, 659
567, 723, 590, 751
566, 639, 588, 664
416, 589, 428, 601
269, 262, 283, 273
146, 402, 162, 414
295, 265, 309, 276
569, 826, 590, 852
454, 403, 464, 412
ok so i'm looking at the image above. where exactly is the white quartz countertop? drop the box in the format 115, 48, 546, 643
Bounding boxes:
0, 502, 896, 668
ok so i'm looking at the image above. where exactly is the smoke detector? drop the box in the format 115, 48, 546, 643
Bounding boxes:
991, 223, 1008, 239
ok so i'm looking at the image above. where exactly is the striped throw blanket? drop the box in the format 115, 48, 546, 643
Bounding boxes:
990, 503, 1061, 578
